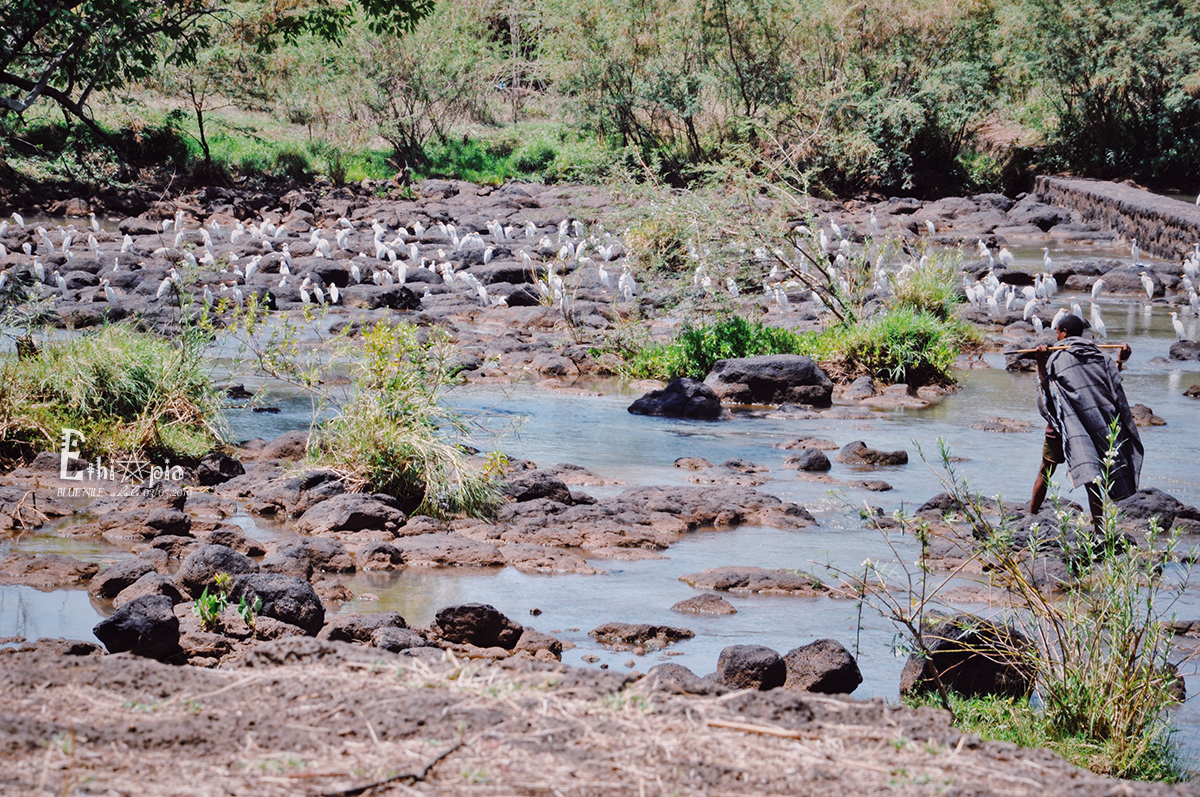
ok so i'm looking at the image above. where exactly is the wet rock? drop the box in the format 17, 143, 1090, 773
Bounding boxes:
0, 553, 99, 587
112, 572, 185, 609
783, 449, 832, 472
501, 470, 572, 504
673, 457, 714, 470
248, 470, 346, 517
257, 430, 313, 461
628, 378, 723, 420
176, 544, 259, 597
228, 574, 326, 636
638, 663, 728, 696
295, 493, 405, 535
680, 566, 828, 596
589, 622, 694, 652
392, 533, 504, 567
774, 437, 838, 451
89, 556, 161, 599
151, 535, 201, 560
841, 375, 878, 400
515, 628, 563, 659
783, 639, 862, 694
835, 441, 908, 466
371, 627, 433, 652
671, 594, 737, 615
1186, 384, 1200, 397
1117, 488, 1200, 531
434, 603, 524, 649
0, 486, 74, 531
196, 452, 245, 486
93, 595, 181, 661
716, 645, 786, 690
848, 480, 893, 492
500, 543, 604, 575
317, 611, 408, 643
703, 355, 833, 407
1131, 403, 1166, 427
969, 417, 1033, 433
356, 541, 404, 570
195, 527, 265, 557
899, 615, 1032, 699
266, 539, 356, 578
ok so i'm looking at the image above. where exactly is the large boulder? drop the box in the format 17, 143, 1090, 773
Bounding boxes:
703, 355, 833, 407
671, 594, 737, 615
113, 572, 185, 609
628, 378, 723, 420
89, 557, 160, 599
0, 553, 98, 588
228, 574, 326, 636
500, 471, 572, 504
319, 611, 408, 643
783, 448, 832, 472
899, 615, 1032, 699
1117, 488, 1200, 531
1169, 340, 1200, 361
783, 639, 862, 694
295, 493, 406, 535
197, 452, 245, 486
715, 645, 786, 690
92, 595, 180, 660
371, 627, 434, 652
835, 441, 909, 466
434, 603, 523, 649
176, 544, 259, 597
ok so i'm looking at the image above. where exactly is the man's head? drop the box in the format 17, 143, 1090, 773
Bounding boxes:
1056, 313, 1088, 340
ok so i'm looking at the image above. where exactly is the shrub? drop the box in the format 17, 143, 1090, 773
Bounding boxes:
842, 307, 973, 385
513, 142, 557, 173
0, 324, 223, 462
273, 148, 311, 179
308, 321, 500, 519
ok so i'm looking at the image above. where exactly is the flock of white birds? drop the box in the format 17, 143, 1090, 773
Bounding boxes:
0, 207, 1196, 342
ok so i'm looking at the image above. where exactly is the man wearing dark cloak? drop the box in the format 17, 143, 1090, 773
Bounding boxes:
1029, 314, 1142, 536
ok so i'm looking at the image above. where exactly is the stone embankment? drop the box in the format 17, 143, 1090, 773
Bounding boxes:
1035, 176, 1200, 261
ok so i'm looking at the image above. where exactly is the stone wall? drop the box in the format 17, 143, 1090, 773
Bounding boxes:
1034, 176, 1200, 262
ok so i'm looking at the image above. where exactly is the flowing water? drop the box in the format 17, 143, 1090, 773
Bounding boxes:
4, 242, 1200, 760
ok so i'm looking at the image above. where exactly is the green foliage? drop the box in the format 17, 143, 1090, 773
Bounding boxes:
624, 316, 804, 380
307, 321, 501, 519
192, 584, 228, 631
0, 324, 222, 462
236, 594, 262, 627
841, 307, 974, 385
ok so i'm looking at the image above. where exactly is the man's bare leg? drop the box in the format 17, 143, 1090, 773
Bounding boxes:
1030, 460, 1057, 514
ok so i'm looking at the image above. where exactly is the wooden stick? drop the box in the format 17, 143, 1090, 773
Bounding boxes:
1011, 344, 1126, 354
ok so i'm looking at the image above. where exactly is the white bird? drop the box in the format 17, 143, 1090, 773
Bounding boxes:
1043, 247, 1052, 270
313, 285, 325, 306
203, 284, 213, 308
1023, 298, 1038, 320
329, 284, 339, 305
22, 243, 32, 257
54, 271, 67, 294
1132, 240, 1140, 264
830, 221, 842, 240
157, 276, 173, 299
925, 219, 936, 236
351, 263, 362, 284
300, 285, 311, 304
1091, 279, 1105, 300
727, 277, 739, 297
987, 294, 1000, 318
120, 234, 133, 253
1051, 307, 1067, 330
483, 246, 494, 265
89, 213, 100, 234
12, 212, 25, 229
1090, 303, 1107, 338
1032, 316, 1044, 334
998, 247, 1014, 267
1172, 311, 1186, 341
597, 264, 610, 289
1139, 271, 1154, 299
869, 209, 879, 236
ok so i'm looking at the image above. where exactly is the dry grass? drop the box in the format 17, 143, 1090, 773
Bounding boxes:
0, 642, 1182, 796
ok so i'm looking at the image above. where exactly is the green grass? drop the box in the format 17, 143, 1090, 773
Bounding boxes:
620, 310, 976, 386
905, 692, 1185, 782
0, 324, 223, 463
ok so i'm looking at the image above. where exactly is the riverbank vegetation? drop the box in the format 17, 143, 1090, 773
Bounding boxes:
4, 0, 1200, 198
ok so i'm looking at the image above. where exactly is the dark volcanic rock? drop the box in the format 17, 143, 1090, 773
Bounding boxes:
89, 557, 160, 599
835, 441, 909, 466
434, 603, 523, 649
197, 452, 245, 486
176, 544, 259, 597
112, 572, 185, 609
703, 355, 833, 407
228, 574, 326, 636
0, 553, 99, 587
671, 594, 737, 615
1130, 403, 1166, 427
899, 615, 1032, 699
680, 566, 828, 596
371, 626, 433, 652
92, 595, 180, 660
589, 622, 694, 651
628, 378, 723, 420
295, 493, 406, 534
0, 486, 74, 531
265, 539, 357, 577
318, 612, 409, 644
783, 639, 862, 694
391, 533, 504, 567
501, 470, 573, 504
638, 663, 728, 696
716, 645, 786, 690
783, 448, 832, 472
1170, 340, 1200, 361
1117, 488, 1200, 531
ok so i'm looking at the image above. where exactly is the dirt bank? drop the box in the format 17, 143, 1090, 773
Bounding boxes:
1, 639, 1187, 796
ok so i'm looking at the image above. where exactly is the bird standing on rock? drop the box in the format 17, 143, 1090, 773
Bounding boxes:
1172, 311, 1187, 341
1139, 271, 1154, 299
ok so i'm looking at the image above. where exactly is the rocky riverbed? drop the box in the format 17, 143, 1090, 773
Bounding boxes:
4, 177, 1200, 791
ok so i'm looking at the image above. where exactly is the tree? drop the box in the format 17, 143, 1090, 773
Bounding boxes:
0, 0, 433, 145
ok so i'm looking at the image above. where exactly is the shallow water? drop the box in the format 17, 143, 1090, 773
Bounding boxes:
4, 243, 1200, 762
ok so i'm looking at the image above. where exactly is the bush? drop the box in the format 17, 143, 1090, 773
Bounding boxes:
623, 316, 803, 380
273, 148, 311, 180
513, 142, 557, 173
308, 321, 500, 519
0, 324, 222, 462
842, 307, 973, 385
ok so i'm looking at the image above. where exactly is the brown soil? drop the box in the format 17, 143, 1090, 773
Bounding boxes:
1, 640, 1190, 796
